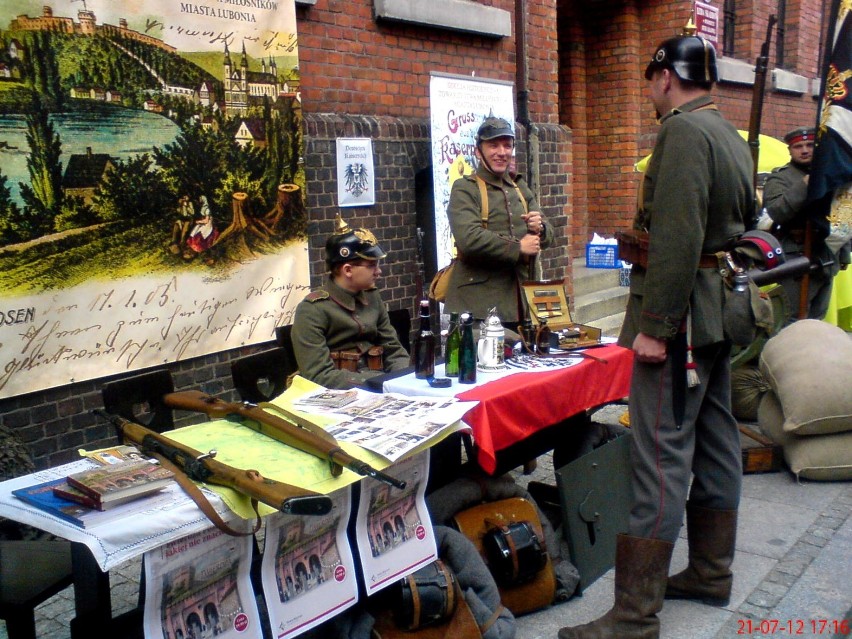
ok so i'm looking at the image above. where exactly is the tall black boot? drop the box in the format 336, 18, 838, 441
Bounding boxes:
665, 504, 737, 606
558, 534, 674, 639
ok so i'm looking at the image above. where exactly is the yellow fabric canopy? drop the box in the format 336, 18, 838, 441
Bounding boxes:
634, 130, 789, 174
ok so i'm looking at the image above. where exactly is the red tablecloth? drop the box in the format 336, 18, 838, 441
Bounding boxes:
454, 344, 633, 474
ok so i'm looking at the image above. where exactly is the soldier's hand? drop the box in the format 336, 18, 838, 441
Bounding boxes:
632, 333, 667, 363
519, 233, 541, 256
522, 211, 544, 234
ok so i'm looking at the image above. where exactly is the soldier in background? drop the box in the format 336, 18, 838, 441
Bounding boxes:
559, 25, 752, 639
291, 215, 409, 390
762, 127, 850, 322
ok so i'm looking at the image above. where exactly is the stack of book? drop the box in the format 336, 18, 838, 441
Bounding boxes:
12, 449, 175, 528
53, 460, 175, 510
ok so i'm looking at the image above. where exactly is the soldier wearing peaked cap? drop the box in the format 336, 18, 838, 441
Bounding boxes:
762, 127, 850, 323
443, 116, 553, 323
291, 215, 409, 390
559, 17, 752, 639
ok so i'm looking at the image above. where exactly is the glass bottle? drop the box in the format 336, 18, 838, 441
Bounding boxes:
458, 311, 477, 384
444, 312, 461, 377
413, 300, 435, 379
536, 318, 551, 355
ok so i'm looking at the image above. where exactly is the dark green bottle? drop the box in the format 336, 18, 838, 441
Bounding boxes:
413, 299, 435, 379
458, 311, 477, 384
444, 312, 461, 377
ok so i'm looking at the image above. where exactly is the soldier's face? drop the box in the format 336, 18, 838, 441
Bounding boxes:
347, 260, 381, 290
788, 140, 813, 166
476, 137, 514, 175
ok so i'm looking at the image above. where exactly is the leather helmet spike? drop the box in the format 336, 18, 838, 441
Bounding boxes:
476, 117, 514, 144
325, 214, 386, 266
645, 26, 718, 84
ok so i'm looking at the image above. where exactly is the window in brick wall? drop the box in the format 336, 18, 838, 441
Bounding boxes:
723, 0, 736, 57
775, 0, 787, 69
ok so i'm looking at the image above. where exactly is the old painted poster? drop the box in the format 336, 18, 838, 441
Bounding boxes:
0, 0, 308, 398
429, 72, 514, 270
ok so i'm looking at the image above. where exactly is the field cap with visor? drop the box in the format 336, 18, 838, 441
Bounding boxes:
644, 16, 718, 84
783, 127, 815, 145
476, 117, 515, 144
325, 214, 386, 267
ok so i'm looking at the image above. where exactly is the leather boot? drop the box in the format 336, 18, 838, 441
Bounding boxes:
665, 504, 737, 606
558, 534, 674, 639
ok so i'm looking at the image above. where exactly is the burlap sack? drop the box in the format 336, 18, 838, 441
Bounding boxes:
730, 364, 771, 422
758, 319, 852, 436
759, 390, 852, 481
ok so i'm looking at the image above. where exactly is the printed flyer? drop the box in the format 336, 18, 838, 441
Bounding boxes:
144, 517, 262, 639
354, 451, 436, 595
261, 486, 357, 638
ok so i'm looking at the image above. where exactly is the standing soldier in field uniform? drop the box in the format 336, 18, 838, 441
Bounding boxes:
559, 24, 753, 639
291, 215, 410, 390
444, 117, 552, 324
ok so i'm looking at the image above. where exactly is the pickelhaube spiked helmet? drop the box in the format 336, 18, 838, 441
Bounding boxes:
645, 15, 718, 84
476, 117, 515, 144
325, 214, 386, 266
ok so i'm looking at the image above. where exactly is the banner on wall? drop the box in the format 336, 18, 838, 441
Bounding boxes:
0, 0, 308, 398
429, 73, 515, 269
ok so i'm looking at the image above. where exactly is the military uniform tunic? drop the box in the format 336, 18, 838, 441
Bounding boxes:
762, 162, 846, 321
444, 164, 553, 322
620, 95, 752, 542
291, 280, 410, 390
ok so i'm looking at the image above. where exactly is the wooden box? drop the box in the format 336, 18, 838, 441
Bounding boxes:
739, 424, 783, 474
521, 279, 602, 349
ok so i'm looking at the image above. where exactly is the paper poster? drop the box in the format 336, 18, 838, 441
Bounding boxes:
0, 0, 307, 398
429, 73, 515, 269
355, 451, 437, 595
261, 486, 358, 638
336, 138, 376, 206
144, 518, 263, 639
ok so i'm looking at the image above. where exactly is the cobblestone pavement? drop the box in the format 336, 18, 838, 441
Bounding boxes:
3, 404, 852, 639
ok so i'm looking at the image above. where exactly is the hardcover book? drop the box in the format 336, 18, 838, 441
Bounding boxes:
12, 478, 109, 528
65, 460, 175, 510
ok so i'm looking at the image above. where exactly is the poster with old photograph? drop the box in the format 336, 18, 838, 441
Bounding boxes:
354, 451, 437, 595
143, 517, 262, 639
0, 0, 307, 398
261, 486, 358, 638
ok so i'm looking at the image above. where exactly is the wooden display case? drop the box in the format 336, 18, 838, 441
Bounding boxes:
521, 279, 602, 349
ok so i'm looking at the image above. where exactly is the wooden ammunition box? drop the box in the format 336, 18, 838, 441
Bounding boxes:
521, 279, 602, 349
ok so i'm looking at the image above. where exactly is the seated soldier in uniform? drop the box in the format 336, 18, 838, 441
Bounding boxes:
291, 215, 410, 389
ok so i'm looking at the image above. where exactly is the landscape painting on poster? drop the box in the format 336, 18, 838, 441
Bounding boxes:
0, 0, 308, 398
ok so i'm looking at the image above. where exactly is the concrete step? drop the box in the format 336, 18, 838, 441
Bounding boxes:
570, 259, 627, 338
572, 259, 622, 297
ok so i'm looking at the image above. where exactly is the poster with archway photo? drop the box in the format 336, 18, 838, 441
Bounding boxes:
354, 450, 436, 595
261, 486, 358, 637
0, 0, 308, 399
144, 517, 262, 639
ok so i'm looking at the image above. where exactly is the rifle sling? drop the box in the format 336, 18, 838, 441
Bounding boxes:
151, 451, 262, 537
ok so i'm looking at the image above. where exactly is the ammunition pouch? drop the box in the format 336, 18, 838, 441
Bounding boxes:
393, 560, 457, 631
616, 229, 649, 268
482, 521, 547, 587
367, 345, 384, 371
330, 350, 360, 372
330, 346, 384, 372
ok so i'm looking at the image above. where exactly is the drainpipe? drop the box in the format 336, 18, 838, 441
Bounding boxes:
515, 0, 539, 197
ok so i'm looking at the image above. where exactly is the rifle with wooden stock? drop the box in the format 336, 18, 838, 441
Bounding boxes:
93, 409, 332, 535
162, 390, 407, 489
747, 14, 777, 226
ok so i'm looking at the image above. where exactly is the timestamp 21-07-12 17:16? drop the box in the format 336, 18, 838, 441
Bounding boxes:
738, 619, 851, 635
